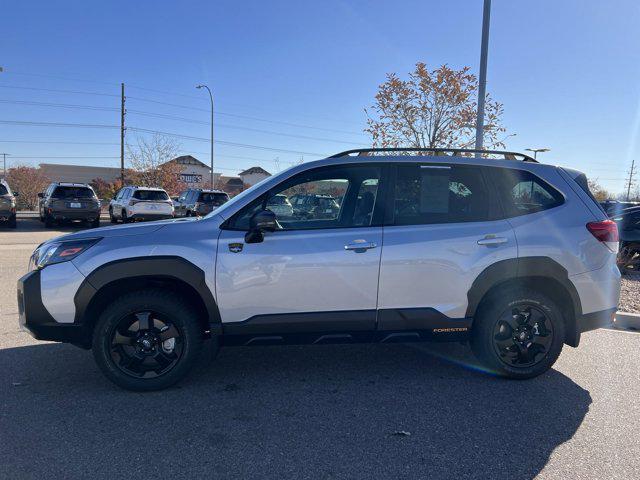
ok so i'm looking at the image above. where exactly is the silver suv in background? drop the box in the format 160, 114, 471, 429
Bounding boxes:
38, 183, 100, 228
174, 188, 229, 217
109, 186, 174, 223
0, 178, 18, 228
18, 148, 621, 391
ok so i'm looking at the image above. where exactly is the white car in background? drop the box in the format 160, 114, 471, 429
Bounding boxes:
108, 186, 174, 223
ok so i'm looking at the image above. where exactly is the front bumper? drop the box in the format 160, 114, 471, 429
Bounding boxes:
0, 209, 15, 221
17, 270, 90, 347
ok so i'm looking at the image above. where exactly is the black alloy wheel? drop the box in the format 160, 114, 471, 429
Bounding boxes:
492, 304, 554, 368
109, 310, 183, 378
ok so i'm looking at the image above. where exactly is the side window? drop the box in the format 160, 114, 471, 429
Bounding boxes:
393, 164, 489, 225
177, 191, 187, 202
228, 165, 383, 231
124, 189, 132, 200
494, 169, 564, 217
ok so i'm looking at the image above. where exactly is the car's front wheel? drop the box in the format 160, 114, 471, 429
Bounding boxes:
471, 287, 565, 379
92, 289, 203, 391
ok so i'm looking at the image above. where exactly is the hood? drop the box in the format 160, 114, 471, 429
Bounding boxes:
44, 217, 202, 245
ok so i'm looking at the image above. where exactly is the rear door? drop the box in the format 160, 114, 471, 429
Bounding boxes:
377, 163, 517, 325
216, 163, 387, 335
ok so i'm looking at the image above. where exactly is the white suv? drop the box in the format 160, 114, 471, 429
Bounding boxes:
18, 149, 621, 391
108, 186, 174, 223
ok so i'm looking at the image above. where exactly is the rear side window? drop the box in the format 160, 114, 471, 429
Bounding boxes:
199, 192, 228, 205
570, 172, 607, 215
392, 164, 490, 225
52, 186, 95, 199
0, 184, 8, 195
493, 169, 563, 217
133, 190, 169, 201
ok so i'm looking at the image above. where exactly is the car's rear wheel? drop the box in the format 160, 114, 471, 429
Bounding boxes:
471, 287, 565, 379
121, 210, 129, 223
44, 214, 54, 228
109, 208, 117, 224
91, 217, 100, 228
8, 215, 16, 228
92, 289, 203, 391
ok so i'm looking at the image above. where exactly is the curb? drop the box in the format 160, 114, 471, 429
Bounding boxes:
614, 311, 640, 330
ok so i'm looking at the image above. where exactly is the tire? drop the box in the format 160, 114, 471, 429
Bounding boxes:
471, 287, 565, 379
122, 210, 129, 223
8, 215, 16, 229
92, 289, 204, 391
91, 217, 100, 228
44, 214, 54, 228
109, 208, 117, 224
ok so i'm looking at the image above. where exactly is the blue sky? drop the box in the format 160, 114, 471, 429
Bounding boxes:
1, 0, 639, 192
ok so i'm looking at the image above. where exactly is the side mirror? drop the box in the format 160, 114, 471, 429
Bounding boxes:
245, 209, 277, 243
13, 191, 19, 197
37, 192, 44, 198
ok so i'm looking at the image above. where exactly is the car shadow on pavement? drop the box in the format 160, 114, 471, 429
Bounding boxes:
0, 340, 590, 479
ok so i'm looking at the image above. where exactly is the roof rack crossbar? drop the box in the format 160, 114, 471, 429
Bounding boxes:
328, 147, 538, 163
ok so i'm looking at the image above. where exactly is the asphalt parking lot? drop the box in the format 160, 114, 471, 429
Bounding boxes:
1, 219, 639, 479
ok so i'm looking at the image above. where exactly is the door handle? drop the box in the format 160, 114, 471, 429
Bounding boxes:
477, 235, 508, 246
344, 240, 377, 251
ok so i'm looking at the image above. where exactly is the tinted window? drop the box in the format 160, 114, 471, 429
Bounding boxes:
198, 192, 228, 205
0, 184, 8, 195
52, 186, 95, 199
229, 165, 382, 230
133, 190, 169, 201
393, 165, 489, 225
494, 169, 564, 216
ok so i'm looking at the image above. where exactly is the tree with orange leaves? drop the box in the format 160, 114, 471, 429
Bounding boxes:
365, 62, 507, 151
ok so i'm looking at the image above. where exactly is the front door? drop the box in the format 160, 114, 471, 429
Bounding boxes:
216, 164, 386, 336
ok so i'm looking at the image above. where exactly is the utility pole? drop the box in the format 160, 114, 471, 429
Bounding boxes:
625, 159, 636, 201
474, 0, 492, 157
196, 85, 215, 189
0, 153, 9, 178
120, 83, 126, 185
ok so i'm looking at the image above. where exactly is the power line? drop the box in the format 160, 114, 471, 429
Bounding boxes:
0, 84, 119, 97
0, 99, 118, 112
11, 156, 119, 159
0, 119, 118, 129
127, 96, 367, 136
0, 140, 120, 145
128, 127, 326, 156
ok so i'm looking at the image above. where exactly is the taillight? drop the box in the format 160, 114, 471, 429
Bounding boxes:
586, 220, 619, 252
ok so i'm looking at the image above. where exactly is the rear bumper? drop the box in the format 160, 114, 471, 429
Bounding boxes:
578, 307, 617, 333
17, 270, 90, 347
50, 209, 100, 221
129, 213, 173, 221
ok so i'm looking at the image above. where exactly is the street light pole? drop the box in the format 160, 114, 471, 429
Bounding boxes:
196, 84, 215, 189
0, 153, 9, 178
474, 0, 492, 157
525, 148, 550, 160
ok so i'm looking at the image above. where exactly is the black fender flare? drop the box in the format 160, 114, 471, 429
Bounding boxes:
74, 256, 221, 330
466, 257, 583, 346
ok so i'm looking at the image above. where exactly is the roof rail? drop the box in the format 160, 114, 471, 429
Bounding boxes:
328, 147, 538, 163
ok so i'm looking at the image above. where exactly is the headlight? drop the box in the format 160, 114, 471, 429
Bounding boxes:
29, 238, 101, 271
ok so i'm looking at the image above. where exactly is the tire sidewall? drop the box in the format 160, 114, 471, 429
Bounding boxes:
92, 290, 202, 391
472, 289, 565, 379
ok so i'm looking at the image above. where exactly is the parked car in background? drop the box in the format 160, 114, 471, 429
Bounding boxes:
109, 186, 174, 223
0, 178, 18, 228
600, 200, 640, 217
174, 188, 229, 217
289, 193, 341, 220
38, 182, 100, 228
17, 148, 621, 391
612, 206, 640, 273
266, 193, 293, 218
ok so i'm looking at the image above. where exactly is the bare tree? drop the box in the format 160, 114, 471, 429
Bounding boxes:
588, 178, 612, 202
365, 62, 507, 150
127, 135, 185, 194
